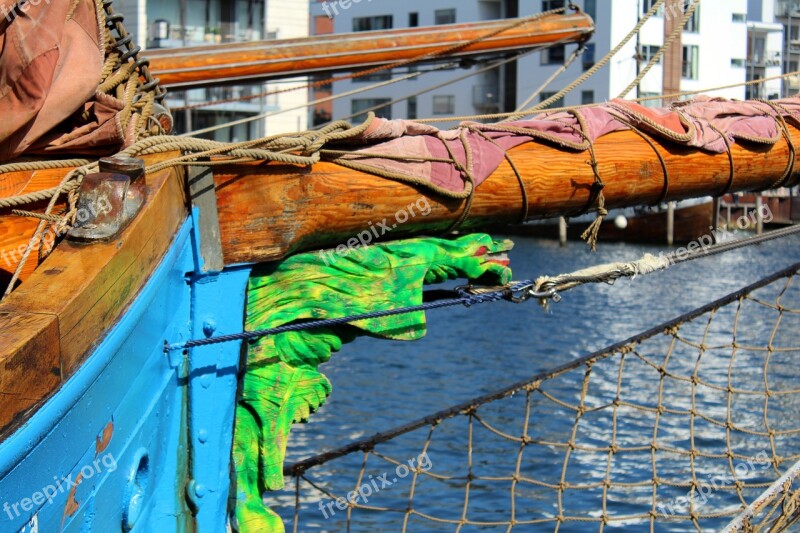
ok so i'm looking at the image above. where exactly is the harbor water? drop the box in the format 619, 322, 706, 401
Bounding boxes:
280, 232, 800, 532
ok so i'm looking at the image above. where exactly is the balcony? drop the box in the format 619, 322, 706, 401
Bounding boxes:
748, 50, 783, 67
777, 0, 800, 18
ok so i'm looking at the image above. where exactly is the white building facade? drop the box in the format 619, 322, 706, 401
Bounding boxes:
309, 0, 519, 126
114, 0, 310, 138
517, 0, 752, 108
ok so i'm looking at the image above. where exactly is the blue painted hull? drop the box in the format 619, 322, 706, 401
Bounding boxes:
0, 215, 251, 532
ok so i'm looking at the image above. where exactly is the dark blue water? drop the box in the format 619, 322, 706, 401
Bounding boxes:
276, 232, 800, 532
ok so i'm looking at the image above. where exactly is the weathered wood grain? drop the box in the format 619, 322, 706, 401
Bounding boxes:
214, 127, 800, 265
148, 14, 594, 88
0, 151, 187, 436
0, 312, 60, 433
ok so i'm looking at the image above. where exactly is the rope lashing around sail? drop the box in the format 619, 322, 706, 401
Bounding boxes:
163, 224, 800, 353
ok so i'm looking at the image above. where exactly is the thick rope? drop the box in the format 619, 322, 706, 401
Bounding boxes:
533, 224, 800, 301
504, 0, 665, 120
507, 42, 586, 118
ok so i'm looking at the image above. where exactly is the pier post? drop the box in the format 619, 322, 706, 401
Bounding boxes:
558, 217, 567, 246
756, 195, 764, 235
667, 202, 675, 246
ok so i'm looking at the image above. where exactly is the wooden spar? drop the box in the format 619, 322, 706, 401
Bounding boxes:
212, 123, 800, 265
147, 13, 594, 89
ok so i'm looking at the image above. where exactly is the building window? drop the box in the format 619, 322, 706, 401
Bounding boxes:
731, 58, 745, 68
582, 43, 596, 70
684, 5, 700, 33
542, 44, 566, 65
407, 96, 417, 120
542, 0, 565, 12
355, 70, 393, 83
409, 12, 419, 27
434, 9, 456, 25
352, 98, 392, 122
433, 95, 455, 115
540, 92, 564, 109
640, 44, 661, 64
353, 15, 393, 32
581, 90, 594, 105
732, 13, 746, 22
682, 45, 699, 79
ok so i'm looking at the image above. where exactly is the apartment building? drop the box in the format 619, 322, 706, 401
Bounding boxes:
308, 0, 520, 126
763, 0, 799, 95
115, 0, 310, 139
516, 0, 752, 109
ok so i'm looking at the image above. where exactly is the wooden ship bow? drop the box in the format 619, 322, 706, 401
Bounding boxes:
0, 1, 799, 532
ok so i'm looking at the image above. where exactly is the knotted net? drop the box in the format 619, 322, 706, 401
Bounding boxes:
278, 263, 800, 532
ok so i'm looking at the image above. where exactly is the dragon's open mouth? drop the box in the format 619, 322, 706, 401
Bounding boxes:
473, 239, 513, 267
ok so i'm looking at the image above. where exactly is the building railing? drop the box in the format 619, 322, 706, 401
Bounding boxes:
776, 0, 800, 18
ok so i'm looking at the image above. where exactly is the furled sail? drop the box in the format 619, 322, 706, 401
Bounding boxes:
0, 0, 166, 162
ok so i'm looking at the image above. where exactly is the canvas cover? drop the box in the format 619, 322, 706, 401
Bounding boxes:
0, 0, 125, 162
342, 97, 800, 194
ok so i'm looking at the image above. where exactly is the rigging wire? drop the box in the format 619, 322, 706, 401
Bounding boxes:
617, 0, 700, 98
409, 69, 800, 124
163, 224, 800, 353
313, 46, 549, 130
504, 0, 667, 120
180, 62, 459, 137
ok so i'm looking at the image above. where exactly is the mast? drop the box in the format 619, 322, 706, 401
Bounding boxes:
147, 13, 595, 89
662, 0, 684, 105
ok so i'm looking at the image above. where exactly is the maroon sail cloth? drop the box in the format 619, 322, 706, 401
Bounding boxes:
0, 0, 124, 162
342, 97, 800, 195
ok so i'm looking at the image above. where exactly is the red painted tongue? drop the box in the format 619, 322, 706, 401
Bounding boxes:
474, 246, 510, 266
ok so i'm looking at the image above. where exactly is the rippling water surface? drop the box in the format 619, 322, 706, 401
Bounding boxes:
276, 232, 800, 532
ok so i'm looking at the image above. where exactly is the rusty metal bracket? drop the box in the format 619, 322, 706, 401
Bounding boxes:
67, 157, 147, 242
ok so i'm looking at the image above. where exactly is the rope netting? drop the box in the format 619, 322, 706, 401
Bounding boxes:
278, 263, 800, 532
